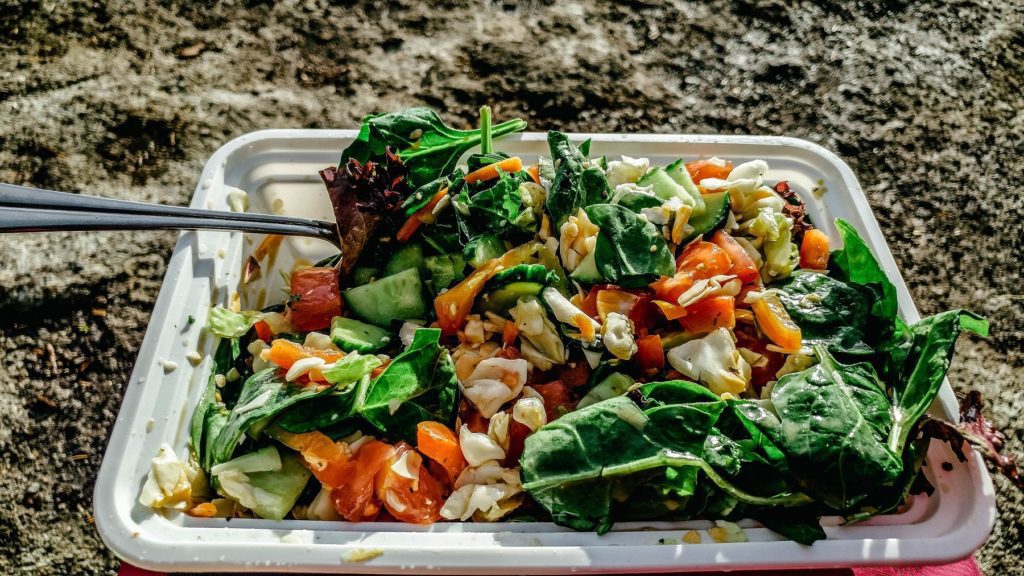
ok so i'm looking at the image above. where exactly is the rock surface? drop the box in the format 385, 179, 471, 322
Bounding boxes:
0, 1, 1021, 574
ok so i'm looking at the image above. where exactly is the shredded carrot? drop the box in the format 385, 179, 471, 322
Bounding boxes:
799, 228, 830, 270
502, 320, 520, 347
653, 299, 687, 321
526, 164, 541, 185
464, 157, 523, 184
396, 187, 449, 243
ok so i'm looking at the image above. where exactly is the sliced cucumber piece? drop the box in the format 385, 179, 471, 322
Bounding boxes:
343, 268, 427, 327
681, 191, 730, 244
636, 167, 695, 207
385, 243, 424, 277
570, 250, 602, 284
424, 253, 466, 295
350, 266, 379, 287
478, 281, 544, 314
330, 316, 393, 353
464, 234, 506, 268
578, 373, 634, 409
665, 159, 705, 215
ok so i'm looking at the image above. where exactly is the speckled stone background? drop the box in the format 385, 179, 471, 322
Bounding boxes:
1, 1, 1021, 574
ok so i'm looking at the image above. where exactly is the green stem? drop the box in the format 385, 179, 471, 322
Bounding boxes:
397, 118, 527, 161
480, 106, 493, 154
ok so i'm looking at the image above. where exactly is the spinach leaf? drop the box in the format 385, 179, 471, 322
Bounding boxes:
357, 328, 459, 444
752, 506, 827, 545
209, 369, 332, 466
639, 380, 720, 405
341, 108, 527, 188
273, 353, 382, 434
763, 345, 902, 509
773, 271, 874, 355
191, 338, 242, 470
585, 204, 675, 288
830, 219, 898, 333
881, 310, 988, 453
455, 170, 530, 240
545, 131, 609, 227
520, 397, 811, 534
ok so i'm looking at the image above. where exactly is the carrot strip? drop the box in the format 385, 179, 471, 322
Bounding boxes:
502, 320, 520, 347
396, 187, 449, 243
799, 228, 830, 270
464, 157, 523, 184
526, 164, 541, 185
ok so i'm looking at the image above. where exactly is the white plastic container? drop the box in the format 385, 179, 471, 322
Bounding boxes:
94, 130, 996, 573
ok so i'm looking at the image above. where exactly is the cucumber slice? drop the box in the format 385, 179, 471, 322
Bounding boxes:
578, 373, 634, 409
330, 316, 393, 353
570, 250, 602, 284
343, 268, 427, 327
424, 253, 466, 295
385, 243, 424, 277
636, 167, 695, 207
350, 267, 379, 287
681, 191, 730, 244
478, 282, 544, 314
464, 234, 505, 268
665, 159, 705, 215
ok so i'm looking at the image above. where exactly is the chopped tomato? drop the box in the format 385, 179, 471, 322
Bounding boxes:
532, 381, 574, 422
330, 440, 396, 522
495, 345, 521, 360
264, 339, 344, 382
751, 293, 803, 351
736, 282, 764, 309
676, 241, 733, 279
374, 443, 444, 524
253, 320, 274, 342
653, 299, 687, 321
504, 419, 532, 466
555, 361, 592, 390
579, 285, 607, 319
502, 320, 520, 347
799, 228, 831, 270
416, 422, 466, 484
711, 231, 760, 284
651, 274, 694, 303
626, 292, 660, 334
634, 334, 665, 372
685, 158, 733, 183
287, 267, 342, 332
274, 429, 350, 488
680, 296, 736, 333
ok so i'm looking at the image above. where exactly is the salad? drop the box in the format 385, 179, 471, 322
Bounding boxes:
140, 107, 1018, 544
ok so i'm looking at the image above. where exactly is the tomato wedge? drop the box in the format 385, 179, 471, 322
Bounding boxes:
287, 267, 342, 332
680, 296, 736, 333
253, 320, 274, 342
330, 440, 395, 522
685, 158, 733, 183
555, 361, 592, 390
711, 231, 760, 284
676, 241, 733, 279
374, 443, 444, 524
651, 274, 694, 303
416, 422, 467, 483
504, 418, 532, 466
634, 334, 665, 372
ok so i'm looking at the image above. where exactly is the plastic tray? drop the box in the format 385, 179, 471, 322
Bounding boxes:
94, 130, 996, 573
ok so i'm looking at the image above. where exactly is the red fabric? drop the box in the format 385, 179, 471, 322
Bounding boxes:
118, 557, 982, 576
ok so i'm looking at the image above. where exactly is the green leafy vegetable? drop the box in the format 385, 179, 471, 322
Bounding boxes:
773, 271, 874, 355
882, 310, 989, 453
830, 219, 898, 332
341, 107, 527, 188
761, 346, 902, 509
207, 306, 258, 338
455, 170, 530, 239
209, 369, 332, 466
545, 131, 609, 227
214, 446, 311, 520
357, 328, 459, 443
585, 204, 674, 288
